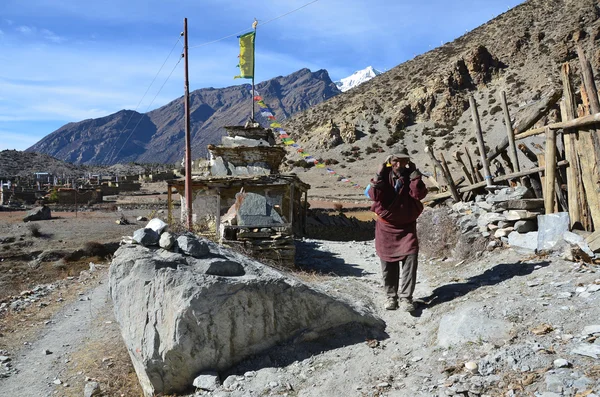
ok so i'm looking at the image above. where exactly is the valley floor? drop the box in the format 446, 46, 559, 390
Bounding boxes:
0, 209, 599, 397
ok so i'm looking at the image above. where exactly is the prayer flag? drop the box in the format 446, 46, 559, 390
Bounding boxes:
234, 32, 255, 79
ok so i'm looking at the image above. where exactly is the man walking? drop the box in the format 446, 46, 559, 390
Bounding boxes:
368, 149, 428, 312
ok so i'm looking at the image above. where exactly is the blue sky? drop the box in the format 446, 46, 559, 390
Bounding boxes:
0, 0, 523, 151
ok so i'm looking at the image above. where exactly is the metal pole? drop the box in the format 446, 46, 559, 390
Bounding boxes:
183, 18, 193, 230
251, 24, 256, 123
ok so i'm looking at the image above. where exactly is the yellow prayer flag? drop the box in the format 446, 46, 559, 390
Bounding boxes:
234, 32, 255, 79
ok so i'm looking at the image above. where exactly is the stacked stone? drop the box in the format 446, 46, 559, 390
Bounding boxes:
452, 186, 543, 243
450, 186, 598, 259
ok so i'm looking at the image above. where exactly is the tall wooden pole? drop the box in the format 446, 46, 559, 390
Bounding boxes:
560, 63, 583, 228
469, 96, 493, 187
500, 91, 520, 173
183, 18, 193, 230
544, 127, 557, 214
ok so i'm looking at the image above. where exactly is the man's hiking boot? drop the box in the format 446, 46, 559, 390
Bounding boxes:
384, 297, 398, 310
398, 298, 416, 313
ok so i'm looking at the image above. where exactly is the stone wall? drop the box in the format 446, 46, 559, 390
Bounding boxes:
57, 189, 103, 205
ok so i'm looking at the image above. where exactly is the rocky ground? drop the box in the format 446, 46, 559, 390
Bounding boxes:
0, 201, 599, 397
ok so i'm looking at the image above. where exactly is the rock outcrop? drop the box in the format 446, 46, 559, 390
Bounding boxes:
109, 238, 384, 396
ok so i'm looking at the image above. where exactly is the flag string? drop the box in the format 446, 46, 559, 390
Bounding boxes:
249, 86, 362, 189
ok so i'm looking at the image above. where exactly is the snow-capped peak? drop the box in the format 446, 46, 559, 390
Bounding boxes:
335, 66, 382, 92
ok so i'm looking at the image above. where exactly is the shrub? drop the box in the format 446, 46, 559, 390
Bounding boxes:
333, 202, 343, 212
27, 223, 41, 237
83, 241, 110, 258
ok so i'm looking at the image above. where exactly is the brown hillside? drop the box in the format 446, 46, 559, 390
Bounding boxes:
282, 0, 600, 201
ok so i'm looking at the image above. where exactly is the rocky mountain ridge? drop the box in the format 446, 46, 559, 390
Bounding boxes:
26, 69, 341, 165
281, 0, 600, 200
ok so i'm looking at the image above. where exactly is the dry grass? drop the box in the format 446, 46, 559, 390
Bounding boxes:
0, 279, 85, 353
64, 321, 143, 397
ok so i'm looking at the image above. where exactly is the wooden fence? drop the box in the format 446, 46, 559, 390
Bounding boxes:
426, 45, 600, 244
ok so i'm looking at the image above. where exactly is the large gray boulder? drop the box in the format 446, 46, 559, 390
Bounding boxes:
109, 240, 384, 397
23, 206, 51, 222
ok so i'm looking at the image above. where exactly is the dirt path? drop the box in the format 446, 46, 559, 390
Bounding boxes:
1, 236, 599, 396
0, 276, 110, 397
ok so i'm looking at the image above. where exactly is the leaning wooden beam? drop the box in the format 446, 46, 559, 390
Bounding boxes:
500, 91, 520, 172
518, 143, 540, 165
544, 127, 557, 214
425, 146, 460, 202
486, 88, 561, 161
425, 160, 569, 201
464, 146, 482, 182
453, 151, 474, 184
500, 151, 515, 174
469, 96, 493, 187
514, 111, 600, 140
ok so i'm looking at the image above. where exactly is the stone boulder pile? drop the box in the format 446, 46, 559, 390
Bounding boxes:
450, 187, 599, 260
110, 218, 385, 397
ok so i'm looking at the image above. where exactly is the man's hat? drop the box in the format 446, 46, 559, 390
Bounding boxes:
390, 148, 410, 160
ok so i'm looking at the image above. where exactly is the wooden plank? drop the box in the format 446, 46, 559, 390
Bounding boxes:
514, 111, 600, 140
469, 96, 493, 186
586, 230, 600, 252
544, 127, 557, 214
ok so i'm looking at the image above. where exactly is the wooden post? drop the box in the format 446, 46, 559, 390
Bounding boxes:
544, 127, 557, 214
289, 183, 295, 225
215, 190, 221, 240
577, 44, 600, 172
167, 184, 173, 225
425, 146, 460, 202
469, 96, 493, 187
560, 101, 584, 228
560, 63, 585, 229
500, 91, 520, 172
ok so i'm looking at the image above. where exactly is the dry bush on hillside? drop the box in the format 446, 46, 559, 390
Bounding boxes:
83, 241, 111, 258
26, 223, 41, 237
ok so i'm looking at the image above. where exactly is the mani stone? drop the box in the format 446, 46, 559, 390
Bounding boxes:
237, 192, 284, 226
109, 243, 385, 397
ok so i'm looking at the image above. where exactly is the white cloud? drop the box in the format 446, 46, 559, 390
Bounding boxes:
41, 29, 65, 43
16, 25, 34, 34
